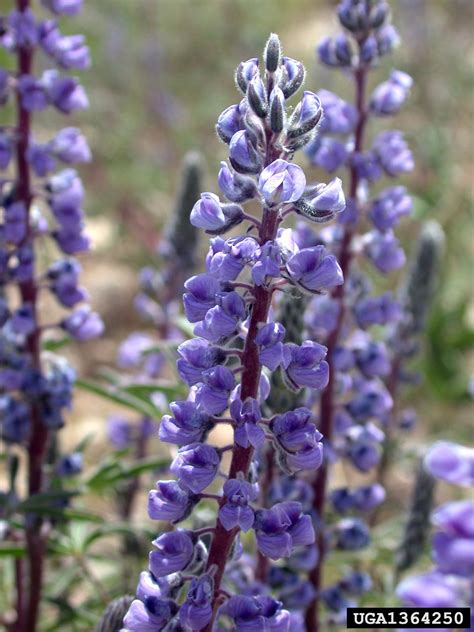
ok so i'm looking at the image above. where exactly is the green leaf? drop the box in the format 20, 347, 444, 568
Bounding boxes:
76, 378, 161, 418
84, 455, 169, 492
42, 336, 72, 351
0, 542, 26, 557
18, 490, 79, 512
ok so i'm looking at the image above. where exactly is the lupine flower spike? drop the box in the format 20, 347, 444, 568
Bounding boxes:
124, 33, 345, 632
0, 1, 101, 630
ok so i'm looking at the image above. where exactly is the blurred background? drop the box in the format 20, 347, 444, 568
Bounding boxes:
70, 0, 473, 448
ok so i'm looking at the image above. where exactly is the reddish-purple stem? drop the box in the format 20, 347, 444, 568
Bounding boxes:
305, 65, 369, 632
14, 1, 49, 629
202, 126, 283, 631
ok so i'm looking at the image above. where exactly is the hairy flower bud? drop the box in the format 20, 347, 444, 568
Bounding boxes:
235, 58, 259, 94
269, 86, 285, 133
247, 75, 268, 118
264, 33, 282, 73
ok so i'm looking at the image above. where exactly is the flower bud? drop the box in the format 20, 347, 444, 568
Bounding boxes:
370, 70, 412, 116
376, 24, 400, 56
229, 130, 261, 174
263, 33, 281, 73
334, 33, 353, 65
360, 35, 378, 64
247, 75, 267, 118
287, 91, 322, 139
235, 57, 259, 94
269, 87, 285, 133
280, 56, 305, 99
318, 37, 338, 67
337, 3, 359, 32
369, 1, 389, 29
216, 104, 242, 144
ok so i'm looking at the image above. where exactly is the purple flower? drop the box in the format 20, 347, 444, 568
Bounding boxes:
56, 452, 82, 476
195, 291, 246, 342
258, 159, 306, 206
373, 130, 414, 176
216, 104, 243, 144
354, 339, 391, 377
177, 338, 224, 386
345, 423, 385, 472
289, 91, 322, 137
148, 480, 194, 523
8, 8, 38, 48
308, 138, 348, 173
305, 296, 340, 335
271, 407, 323, 472
149, 530, 194, 578
106, 415, 132, 449
251, 241, 282, 286
123, 599, 175, 632
179, 575, 214, 631
47, 258, 87, 307
352, 483, 386, 511
11, 304, 36, 335
206, 236, 258, 282
318, 89, 357, 134
256, 321, 288, 371
366, 230, 406, 273
223, 595, 290, 632
27, 143, 56, 176
370, 186, 412, 231
432, 530, 474, 578
307, 178, 346, 213
396, 573, 462, 608
432, 500, 474, 539
195, 365, 236, 415
346, 380, 393, 421
283, 341, 329, 391
339, 572, 372, 596
62, 306, 104, 340
4, 202, 28, 245
286, 245, 343, 293
281, 56, 305, 98
41, 0, 83, 15
0, 133, 13, 170
353, 292, 401, 328
159, 400, 211, 445
170, 443, 220, 493
1, 396, 31, 444
43, 70, 89, 113
352, 151, 383, 182
229, 130, 261, 174
218, 161, 257, 203
254, 502, 315, 560
235, 58, 259, 92
51, 127, 91, 163
424, 442, 474, 487
190, 192, 243, 233
230, 397, 265, 449
370, 70, 413, 115
18, 75, 48, 111
330, 488, 355, 513
335, 518, 370, 550
183, 274, 220, 323
219, 478, 259, 532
